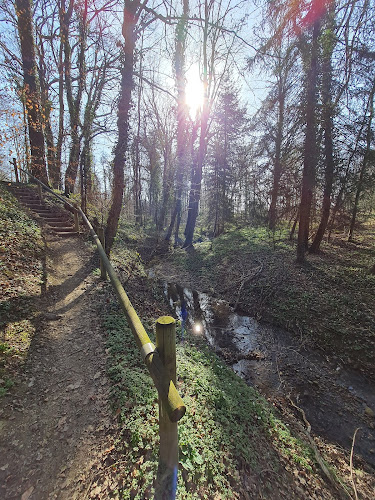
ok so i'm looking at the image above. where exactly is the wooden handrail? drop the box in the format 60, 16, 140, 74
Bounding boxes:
14, 166, 186, 423
78, 208, 186, 422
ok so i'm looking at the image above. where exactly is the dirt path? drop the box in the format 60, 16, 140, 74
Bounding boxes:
0, 233, 116, 499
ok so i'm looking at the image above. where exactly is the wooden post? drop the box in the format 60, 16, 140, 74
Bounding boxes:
37, 182, 43, 201
74, 211, 79, 233
73, 203, 80, 234
155, 316, 178, 500
11, 158, 19, 183
97, 226, 107, 280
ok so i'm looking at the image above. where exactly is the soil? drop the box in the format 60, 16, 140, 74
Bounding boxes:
0, 232, 116, 500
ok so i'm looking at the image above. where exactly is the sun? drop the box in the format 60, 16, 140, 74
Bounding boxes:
185, 66, 204, 118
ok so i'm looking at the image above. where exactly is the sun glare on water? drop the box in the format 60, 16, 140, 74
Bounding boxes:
185, 67, 204, 118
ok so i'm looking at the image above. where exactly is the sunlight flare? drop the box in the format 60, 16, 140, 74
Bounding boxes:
193, 322, 202, 334
185, 66, 204, 118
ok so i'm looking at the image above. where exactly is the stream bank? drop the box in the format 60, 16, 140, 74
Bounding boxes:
160, 278, 375, 471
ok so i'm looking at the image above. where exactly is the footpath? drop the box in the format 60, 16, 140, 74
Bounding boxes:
0, 233, 116, 499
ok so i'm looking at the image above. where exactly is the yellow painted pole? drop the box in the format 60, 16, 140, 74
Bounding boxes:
155, 316, 179, 499
78, 208, 186, 422
97, 226, 107, 280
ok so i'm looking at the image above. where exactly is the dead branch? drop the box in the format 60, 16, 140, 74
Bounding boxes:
233, 263, 264, 310
349, 428, 360, 500
287, 396, 353, 500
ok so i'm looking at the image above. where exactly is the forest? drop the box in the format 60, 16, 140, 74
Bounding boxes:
0, 0, 373, 260
0, 0, 375, 499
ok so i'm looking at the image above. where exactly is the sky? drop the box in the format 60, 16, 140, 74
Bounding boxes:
0, 0, 269, 183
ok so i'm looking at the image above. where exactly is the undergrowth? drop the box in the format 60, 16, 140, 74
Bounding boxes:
0, 183, 43, 394
104, 300, 316, 498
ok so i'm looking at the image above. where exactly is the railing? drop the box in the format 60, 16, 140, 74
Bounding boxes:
12, 166, 186, 497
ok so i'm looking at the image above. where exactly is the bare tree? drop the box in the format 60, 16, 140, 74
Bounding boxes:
165, 0, 190, 244
105, 0, 146, 255
61, 0, 88, 195
309, 2, 336, 253
183, 0, 243, 247
297, 15, 321, 263
15, 0, 48, 183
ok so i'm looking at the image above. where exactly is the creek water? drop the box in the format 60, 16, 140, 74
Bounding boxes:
164, 281, 375, 469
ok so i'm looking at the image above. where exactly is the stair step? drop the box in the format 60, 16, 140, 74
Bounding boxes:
25, 204, 46, 209
5, 184, 79, 239
19, 197, 40, 202
51, 226, 75, 232
34, 210, 55, 215
44, 218, 69, 224
57, 231, 78, 237
42, 215, 69, 221
47, 221, 71, 227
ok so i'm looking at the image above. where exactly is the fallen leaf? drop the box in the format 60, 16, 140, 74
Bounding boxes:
21, 486, 34, 500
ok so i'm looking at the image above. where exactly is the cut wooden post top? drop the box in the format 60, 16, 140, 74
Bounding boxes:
156, 316, 175, 326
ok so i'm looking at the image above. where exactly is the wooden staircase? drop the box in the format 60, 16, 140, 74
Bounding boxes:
7, 184, 78, 238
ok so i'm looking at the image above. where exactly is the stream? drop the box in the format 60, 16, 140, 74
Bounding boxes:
164, 281, 375, 469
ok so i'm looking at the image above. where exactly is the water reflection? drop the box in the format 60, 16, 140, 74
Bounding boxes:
165, 282, 260, 354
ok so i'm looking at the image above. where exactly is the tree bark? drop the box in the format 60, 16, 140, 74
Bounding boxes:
35, 22, 59, 189
310, 6, 335, 253
183, 0, 210, 248
55, 29, 65, 191
80, 56, 108, 213
348, 79, 375, 241
105, 1, 140, 255
62, 0, 87, 195
133, 35, 144, 225
297, 19, 321, 263
166, 0, 189, 244
15, 0, 48, 184
268, 76, 285, 230
183, 112, 208, 248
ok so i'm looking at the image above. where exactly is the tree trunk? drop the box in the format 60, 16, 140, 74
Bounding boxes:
166, 0, 189, 244
15, 0, 48, 184
157, 146, 173, 232
327, 89, 372, 240
297, 19, 321, 263
36, 26, 59, 189
348, 79, 375, 241
80, 59, 107, 213
268, 78, 285, 230
182, 0, 211, 249
105, 1, 139, 255
56, 32, 65, 191
62, 0, 87, 195
310, 6, 335, 253
134, 44, 143, 225
183, 120, 207, 249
